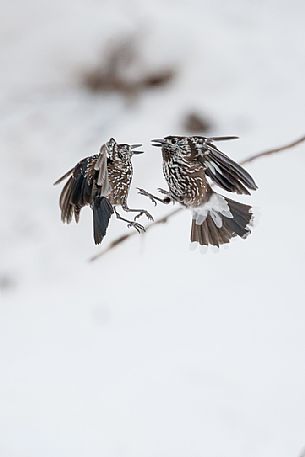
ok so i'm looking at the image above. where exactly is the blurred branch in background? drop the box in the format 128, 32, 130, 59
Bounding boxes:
90, 133, 305, 262
238, 134, 305, 166
0, 274, 16, 293
0, 34, 176, 119
81, 36, 176, 99
182, 111, 213, 135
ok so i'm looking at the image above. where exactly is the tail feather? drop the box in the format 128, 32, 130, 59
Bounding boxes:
200, 221, 209, 245
191, 193, 253, 247
92, 197, 114, 245
206, 216, 220, 246
225, 198, 252, 238
223, 217, 247, 239
218, 225, 231, 245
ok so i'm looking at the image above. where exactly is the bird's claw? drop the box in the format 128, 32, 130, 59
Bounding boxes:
127, 221, 145, 234
134, 211, 154, 222
145, 212, 154, 221
157, 188, 169, 196
137, 188, 158, 206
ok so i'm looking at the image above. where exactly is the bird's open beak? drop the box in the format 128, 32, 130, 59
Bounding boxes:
151, 139, 166, 147
131, 144, 144, 154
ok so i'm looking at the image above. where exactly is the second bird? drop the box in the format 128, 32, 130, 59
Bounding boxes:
139, 135, 258, 247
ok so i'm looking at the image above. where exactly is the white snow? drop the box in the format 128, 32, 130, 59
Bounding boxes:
1, 0, 305, 456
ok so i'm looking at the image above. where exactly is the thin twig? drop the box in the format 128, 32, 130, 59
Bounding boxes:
239, 134, 305, 166
89, 207, 181, 261
89, 134, 305, 262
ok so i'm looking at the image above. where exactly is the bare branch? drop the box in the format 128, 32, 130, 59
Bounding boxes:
89, 134, 305, 262
239, 134, 305, 166
81, 37, 175, 99
89, 207, 181, 262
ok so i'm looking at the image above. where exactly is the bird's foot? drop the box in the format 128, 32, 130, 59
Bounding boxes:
157, 188, 170, 196
134, 210, 154, 222
127, 221, 145, 234
137, 187, 169, 206
137, 188, 159, 206
157, 188, 171, 203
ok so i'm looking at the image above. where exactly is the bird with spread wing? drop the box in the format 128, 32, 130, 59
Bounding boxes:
138, 135, 257, 247
54, 138, 153, 244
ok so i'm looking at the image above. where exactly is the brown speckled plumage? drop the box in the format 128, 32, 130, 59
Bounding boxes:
54, 138, 153, 244
140, 135, 257, 247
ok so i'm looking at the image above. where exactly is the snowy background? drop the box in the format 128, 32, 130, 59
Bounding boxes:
1, 0, 305, 456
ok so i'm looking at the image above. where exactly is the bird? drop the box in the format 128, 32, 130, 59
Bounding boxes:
138, 135, 258, 247
54, 138, 153, 245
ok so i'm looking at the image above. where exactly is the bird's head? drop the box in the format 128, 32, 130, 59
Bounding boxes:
115, 143, 144, 160
152, 135, 239, 157
104, 137, 117, 160
151, 136, 190, 156
104, 139, 143, 161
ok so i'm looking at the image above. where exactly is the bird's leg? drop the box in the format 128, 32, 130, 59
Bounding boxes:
157, 188, 172, 197
114, 208, 145, 234
137, 188, 172, 206
121, 202, 154, 222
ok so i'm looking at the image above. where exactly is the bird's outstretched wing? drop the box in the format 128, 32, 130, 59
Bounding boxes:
197, 141, 257, 195
54, 145, 111, 223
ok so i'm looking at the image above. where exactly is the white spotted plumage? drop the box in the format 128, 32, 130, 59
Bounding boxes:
151, 135, 256, 247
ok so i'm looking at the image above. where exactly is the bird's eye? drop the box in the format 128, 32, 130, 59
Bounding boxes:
171, 138, 177, 144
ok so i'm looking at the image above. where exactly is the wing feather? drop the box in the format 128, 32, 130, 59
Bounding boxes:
198, 142, 257, 194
